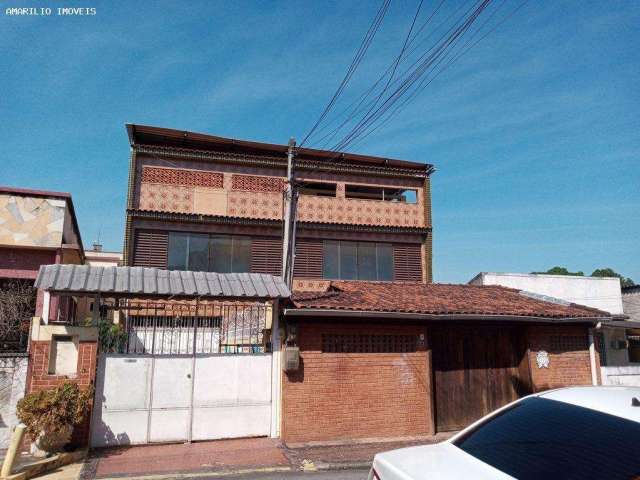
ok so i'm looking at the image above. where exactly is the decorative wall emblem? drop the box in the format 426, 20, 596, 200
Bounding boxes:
536, 350, 550, 369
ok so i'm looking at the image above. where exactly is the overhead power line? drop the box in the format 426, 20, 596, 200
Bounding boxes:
298, 0, 392, 149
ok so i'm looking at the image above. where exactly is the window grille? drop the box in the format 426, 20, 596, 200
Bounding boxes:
550, 335, 588, 352
322, 334, 417, 353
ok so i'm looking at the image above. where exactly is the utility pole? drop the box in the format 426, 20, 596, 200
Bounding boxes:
282, 138, 297, 288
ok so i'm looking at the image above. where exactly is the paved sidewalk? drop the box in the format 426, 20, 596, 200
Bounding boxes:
81, 434, 452, 479
35, 462, 83, 480
283, 434, 453, 470
86, 438, 290, 479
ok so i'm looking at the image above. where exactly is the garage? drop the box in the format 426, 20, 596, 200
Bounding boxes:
431, 325, 529, 432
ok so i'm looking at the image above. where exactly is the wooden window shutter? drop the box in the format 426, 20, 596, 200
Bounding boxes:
250, 238, 282, 276
393, 244, 422, 281
293, 239, 323, 279
133, 230, 168, 268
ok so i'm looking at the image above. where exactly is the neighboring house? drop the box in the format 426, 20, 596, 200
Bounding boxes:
470, 272, 640, 386
622, 285, 640, 364
82, 243, 123, 323
469, 272, 624, 314
123, 124, 433, 286
0, 186, 84, 448
622, 285, 640, 322
85, 242, 123, 267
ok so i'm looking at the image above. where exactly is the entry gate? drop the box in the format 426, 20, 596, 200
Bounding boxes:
90, 303, 273, 447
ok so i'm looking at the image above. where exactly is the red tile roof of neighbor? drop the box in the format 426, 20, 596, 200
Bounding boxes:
291, 281, 611, 319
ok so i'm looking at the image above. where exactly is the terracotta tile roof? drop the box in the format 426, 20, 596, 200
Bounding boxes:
291, 281, 611, 319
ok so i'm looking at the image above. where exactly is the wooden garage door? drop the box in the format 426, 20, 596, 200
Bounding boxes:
432, 326, 528, 432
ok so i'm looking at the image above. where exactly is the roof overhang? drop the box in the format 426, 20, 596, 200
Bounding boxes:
602, 320, 640, 329
35, 264, 290, 300
283, 308, 607, 325
126, 124, 434, 175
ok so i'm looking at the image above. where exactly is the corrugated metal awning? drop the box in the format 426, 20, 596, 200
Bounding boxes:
34, 264, 290, 299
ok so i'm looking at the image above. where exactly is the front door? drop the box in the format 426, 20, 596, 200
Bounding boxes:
432, 326, 527, 432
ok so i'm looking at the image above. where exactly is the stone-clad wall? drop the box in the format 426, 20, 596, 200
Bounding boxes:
0, 194, 66, 248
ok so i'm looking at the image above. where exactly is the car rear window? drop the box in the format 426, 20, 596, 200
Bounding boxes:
454, 397, 640, 479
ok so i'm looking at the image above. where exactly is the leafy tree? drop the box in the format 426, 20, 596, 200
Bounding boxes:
532, 266, 584, 276
590, 268, 635, 288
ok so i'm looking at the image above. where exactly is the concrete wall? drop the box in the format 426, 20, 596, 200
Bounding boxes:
0, 355, 28, 449
470, 272, 623, 314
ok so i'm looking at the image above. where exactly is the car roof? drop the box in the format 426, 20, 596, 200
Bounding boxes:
536, 386, 640, 423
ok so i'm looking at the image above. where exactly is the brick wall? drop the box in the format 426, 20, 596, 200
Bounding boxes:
282, 322, 432, 444
25, 340, 97, 447
526, 326, 598, 391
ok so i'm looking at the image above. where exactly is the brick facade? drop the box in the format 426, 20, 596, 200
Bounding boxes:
526, 325, 598, 390
25, 340, 98, 447
282, 322, 432, 443
282, 321, 598, 444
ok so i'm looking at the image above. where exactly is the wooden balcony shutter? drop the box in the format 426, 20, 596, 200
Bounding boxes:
393, 244, 422, 281
250, 238, 282, 276
133, 230, 168, 268
293, 239, 323, 279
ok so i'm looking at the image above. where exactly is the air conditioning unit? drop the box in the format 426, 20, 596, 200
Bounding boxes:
610, 339, 629, 350
283, 346, 300, 372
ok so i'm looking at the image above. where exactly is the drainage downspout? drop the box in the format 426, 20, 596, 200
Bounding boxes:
589, 322, 602, 386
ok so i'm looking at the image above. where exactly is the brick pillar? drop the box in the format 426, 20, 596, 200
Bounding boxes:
24, 321, 98, 450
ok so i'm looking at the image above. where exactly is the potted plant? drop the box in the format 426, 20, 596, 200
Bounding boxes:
17, 381, 93, 456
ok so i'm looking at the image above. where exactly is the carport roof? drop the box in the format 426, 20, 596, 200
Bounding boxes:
34, 264, 290, 299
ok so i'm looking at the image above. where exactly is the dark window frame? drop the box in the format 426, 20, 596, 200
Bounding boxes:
167, 232, 252, 273
322, 240, 394, 281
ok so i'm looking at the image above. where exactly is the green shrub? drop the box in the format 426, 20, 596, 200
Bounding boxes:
98, 320, 128, 353
17, 382, 93, 438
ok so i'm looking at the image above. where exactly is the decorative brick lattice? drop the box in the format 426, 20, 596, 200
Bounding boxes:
142, 167, 223, 188
231, 174, 285, 193
322, 334, 417, 353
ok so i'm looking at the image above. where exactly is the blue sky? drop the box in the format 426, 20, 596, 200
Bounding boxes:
1, 1, 638, 283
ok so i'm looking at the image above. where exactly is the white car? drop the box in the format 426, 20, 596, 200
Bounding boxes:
369, 386, 640, 480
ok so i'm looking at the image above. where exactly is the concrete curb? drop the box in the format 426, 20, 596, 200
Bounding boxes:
91, 466, 294, 480
314, 462, 371, 471
88, 461, 371, 479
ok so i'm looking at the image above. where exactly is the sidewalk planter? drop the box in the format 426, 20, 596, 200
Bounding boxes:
16, 382, 92, 456
31, 424, 72, 457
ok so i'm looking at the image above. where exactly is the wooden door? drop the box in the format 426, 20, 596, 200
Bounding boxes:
432, 326, 525, 432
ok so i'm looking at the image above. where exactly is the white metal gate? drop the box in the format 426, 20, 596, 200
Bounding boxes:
90, 303, 274, 447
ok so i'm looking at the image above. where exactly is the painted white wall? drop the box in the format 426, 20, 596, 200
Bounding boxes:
0, 356, 28, 449
91, 353, 272, 447
469, 272, 623, 314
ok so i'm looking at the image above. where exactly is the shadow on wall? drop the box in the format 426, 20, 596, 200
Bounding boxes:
91, 390, 131, 448
510, 374, 532, 397
286, 357, 304, 383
